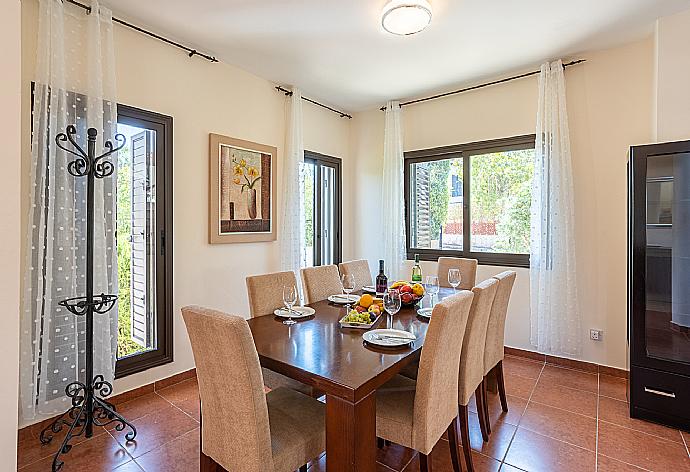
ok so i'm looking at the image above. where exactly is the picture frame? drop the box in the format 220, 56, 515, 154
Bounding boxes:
208, 133, 277, 243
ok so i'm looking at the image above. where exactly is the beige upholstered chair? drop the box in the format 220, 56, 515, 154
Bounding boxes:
246, 270, 301, 317
245, 271, 313, 396
376, 291, 474, 472
181, 306, 325, 472
482, 271, 517, 421
300, 264, 342, 304
455, 277, 499, 470
338, 259, 373, 291
437, 257, 478, 290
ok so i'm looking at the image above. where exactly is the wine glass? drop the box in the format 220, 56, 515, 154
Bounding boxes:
282, 284, 298, 326
341, 273, 356, 313
448, 269, 462, 291
425, 275, 440, 307
383, 289, 401, 329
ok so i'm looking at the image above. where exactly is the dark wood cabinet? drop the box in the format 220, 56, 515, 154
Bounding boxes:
628, 140, 690, 431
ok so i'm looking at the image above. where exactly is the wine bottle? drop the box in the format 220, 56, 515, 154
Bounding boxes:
411, 254, 422, 283
375, 259, 388, 296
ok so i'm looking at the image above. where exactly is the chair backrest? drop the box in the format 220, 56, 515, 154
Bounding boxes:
338, 259, 373, 291
412, 290, 474, 454
437, 257, 478, 290
181, 306, 273, 472
458, 278, 499, 405
300, 265, 341, 303
246, 271, 300, 317
484, 271, 517, 374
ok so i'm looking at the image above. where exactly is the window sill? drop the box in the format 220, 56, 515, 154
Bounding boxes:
406, 249, 530, 269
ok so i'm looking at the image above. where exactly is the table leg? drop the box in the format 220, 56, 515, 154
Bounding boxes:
326, 391, 376, 472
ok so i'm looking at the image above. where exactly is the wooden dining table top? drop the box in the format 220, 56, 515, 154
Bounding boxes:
246, 287, 456, 402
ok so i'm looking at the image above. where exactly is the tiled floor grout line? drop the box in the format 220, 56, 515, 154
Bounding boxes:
597, 453, 655, 471
595, 372, 600, 472
130, 427, 200, 472
152, 389, 201, 424
597, 418, 686, 445
500, 360, 546, 468
680, 431, 690, 458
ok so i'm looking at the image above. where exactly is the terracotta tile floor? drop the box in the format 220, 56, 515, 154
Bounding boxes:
17, 356, 690, 471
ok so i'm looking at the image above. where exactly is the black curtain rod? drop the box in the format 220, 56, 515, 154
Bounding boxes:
276, 86, 352, 119
65, 0, 219, 63
380, 59, 586, 111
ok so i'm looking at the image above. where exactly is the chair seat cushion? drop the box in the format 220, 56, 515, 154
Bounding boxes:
263, 367, 313, 396
376, 375, 417, 450
267, 387, 326, 472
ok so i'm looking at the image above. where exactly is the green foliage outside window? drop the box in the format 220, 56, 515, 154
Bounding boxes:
428, 159, 451, 240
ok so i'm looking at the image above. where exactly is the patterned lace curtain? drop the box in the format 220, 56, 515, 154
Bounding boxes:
20, 0, 118, 421
530, 60, 581, 356
280, 88, 306, 272
382, 101, 406, 280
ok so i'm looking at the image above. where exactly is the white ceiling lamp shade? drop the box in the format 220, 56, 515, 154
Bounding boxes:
381, 0, 433, 36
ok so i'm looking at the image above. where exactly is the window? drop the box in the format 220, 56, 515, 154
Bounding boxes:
405, 135, 535, 267
115, 105, 173, 378
303, 151, 342, 267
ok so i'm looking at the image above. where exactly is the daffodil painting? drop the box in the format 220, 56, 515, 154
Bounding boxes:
209, 134, 276, 244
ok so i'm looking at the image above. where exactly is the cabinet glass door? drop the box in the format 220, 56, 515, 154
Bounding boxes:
645, 152, 690, 364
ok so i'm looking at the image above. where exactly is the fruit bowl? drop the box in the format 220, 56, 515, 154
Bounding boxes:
389, 281, 426, 307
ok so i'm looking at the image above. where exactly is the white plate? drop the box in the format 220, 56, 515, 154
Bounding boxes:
328, 294, 361, 304
362, 329, 416, 347
362, 285, 377, 294
416, 307, 433, 318
273, 306, 316, 319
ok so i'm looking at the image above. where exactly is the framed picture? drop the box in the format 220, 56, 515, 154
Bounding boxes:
209, 133, 277, 243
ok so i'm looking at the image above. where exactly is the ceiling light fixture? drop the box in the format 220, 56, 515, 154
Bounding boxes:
381, 0, 433, 36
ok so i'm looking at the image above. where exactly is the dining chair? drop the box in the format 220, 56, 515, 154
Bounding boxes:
245, 271, 314, 396
456, 277, 499, 470
376, 291, 474, 472
481, 271, 517, 426
300, 264, 342, 304
437, 257, 478, 290
182, 306, 325, 472
338, 259, 373, 291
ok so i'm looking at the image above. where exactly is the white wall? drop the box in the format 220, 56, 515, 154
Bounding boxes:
351, 38, 656, 370
655, 8, 690, 142
20, 0, 351, 424
1, 0, 21, 467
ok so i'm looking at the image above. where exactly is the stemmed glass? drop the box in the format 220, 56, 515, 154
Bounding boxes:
425, 275, 440, 307
341, 273, 356, 313
282, 284, 298, 326
448, 269, 462, 291
383, 289, 401, 329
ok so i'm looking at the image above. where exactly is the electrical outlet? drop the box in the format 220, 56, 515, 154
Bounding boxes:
590, 329, 603, 341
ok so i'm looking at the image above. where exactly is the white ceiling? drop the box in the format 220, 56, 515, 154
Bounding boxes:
108, 0, 690, 112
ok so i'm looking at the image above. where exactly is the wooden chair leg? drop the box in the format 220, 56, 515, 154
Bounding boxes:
446, 418, 462, 472
496, 360, 509, 413
481, 378, 491, 436
458, 406, 474, 472
377, 437, 385, 448
299, 465, 308, 472
474, 385, 489, 442
419, 452, 433, 472
201, 450, 225, 472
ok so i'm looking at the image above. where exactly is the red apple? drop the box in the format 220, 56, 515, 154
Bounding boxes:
400, 285, 413, 294
355, 305, 366, 313
401, 293, 414, 304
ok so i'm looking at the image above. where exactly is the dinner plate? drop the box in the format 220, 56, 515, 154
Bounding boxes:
273, 306, 316, 319
362, 285, 377, 294
362, 329, 416, 347
416, 307, 433, 318
328, 294, 361, 304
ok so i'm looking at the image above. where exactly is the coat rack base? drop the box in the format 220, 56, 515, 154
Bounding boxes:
39, 374, 137, 472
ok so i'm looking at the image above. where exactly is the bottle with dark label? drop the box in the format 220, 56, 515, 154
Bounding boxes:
375, 259, 388, 296
411, 254, 422, 283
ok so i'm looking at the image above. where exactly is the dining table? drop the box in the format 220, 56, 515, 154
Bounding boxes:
246, 287, 457, 472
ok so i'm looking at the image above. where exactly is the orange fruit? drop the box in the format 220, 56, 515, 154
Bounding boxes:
359, 294, 374, 309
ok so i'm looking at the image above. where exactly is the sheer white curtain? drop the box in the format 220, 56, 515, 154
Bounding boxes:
382, 101, 406, 279
530, 60, 581, 356
20, 0, 118, 421
280, 88, 306, 272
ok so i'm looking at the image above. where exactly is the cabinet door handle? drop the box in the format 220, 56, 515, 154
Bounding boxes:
644, 387, 676, 398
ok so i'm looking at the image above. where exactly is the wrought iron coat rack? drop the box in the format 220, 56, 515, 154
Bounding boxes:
39, 126, 137, 472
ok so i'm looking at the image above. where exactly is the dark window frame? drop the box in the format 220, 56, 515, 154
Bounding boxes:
304, 150, 342, 266
404, 134, 535, 268
115, 104, 174, 378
